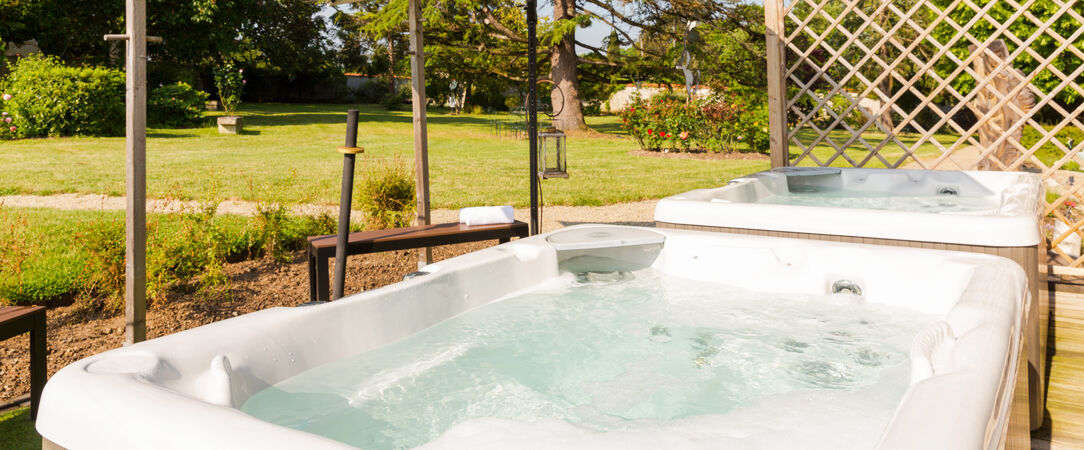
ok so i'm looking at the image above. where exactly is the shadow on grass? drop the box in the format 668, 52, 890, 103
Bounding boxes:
0, 407, 39, 450
587, 119, 627, 136
235, 103, 527, 129
147, 132, 200, 139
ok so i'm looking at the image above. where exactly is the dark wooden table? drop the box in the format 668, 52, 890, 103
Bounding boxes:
307, 221, 530, 301
0, 306, 46, 419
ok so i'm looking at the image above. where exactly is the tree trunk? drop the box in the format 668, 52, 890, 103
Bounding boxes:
387, 37, 397, 96
550, 0, 586, 132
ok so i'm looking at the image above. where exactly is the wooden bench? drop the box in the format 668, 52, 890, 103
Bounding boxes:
0, 306, 46, 419
307, 221, 530, 301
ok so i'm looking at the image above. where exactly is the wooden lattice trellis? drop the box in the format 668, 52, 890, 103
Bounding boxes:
765, 0, 1084, 269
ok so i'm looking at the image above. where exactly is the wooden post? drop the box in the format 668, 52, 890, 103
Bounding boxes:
125, 0, 148, 344
408, 0, 433, 267
764, 0, 789, 168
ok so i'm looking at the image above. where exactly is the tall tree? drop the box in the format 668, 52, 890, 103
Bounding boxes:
341, 0, 765, 130
550, 0, 586, 129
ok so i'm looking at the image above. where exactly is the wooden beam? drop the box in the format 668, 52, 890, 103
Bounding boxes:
765, 0, 789, 168
125, 0, 148, 344
408, 0, 433, 268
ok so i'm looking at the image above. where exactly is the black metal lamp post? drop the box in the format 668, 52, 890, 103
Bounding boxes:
527, 0, 539, 235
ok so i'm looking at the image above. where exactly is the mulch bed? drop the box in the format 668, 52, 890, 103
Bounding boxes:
630, 149, 770, 161
0, 241, 490, 404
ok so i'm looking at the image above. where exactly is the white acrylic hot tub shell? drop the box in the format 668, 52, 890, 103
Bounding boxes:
654, 168, 1042, 247
36, 226, 1028, 449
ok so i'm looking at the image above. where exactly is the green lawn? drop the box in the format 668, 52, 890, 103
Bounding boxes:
0, 407, 38, 450
789, 128, 958, 168
0, 104, 769, 208
788, 126, 1084, 170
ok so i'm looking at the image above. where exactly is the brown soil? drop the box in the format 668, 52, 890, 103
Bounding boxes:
0, 241, 490, 404
630, 149, 770, 161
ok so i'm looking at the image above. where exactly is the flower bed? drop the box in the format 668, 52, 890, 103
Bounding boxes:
618, 89, 769, 154
0, 93, 16, 140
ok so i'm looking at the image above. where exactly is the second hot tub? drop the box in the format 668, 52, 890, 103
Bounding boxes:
654, 166, 1045, 429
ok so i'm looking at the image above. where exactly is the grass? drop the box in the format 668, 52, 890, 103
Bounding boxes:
789, 128, 960, 168
0, 206, 335, 306
789, 126, 1084, 170
0, 407, 38, 450
0, 103, 769, 208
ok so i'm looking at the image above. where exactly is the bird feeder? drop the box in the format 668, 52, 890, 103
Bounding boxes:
538, 128, 568, 179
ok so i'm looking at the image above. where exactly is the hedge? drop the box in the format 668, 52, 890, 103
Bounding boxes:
1, 55, 125, 138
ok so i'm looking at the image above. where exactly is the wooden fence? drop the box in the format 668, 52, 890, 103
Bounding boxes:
765, 0, 1084, 269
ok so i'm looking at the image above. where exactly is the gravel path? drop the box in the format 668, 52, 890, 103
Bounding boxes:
0, 194, 659, 232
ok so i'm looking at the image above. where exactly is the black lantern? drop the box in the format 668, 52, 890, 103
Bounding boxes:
538, 128, 568, 179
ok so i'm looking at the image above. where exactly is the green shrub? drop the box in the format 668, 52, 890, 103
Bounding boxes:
146, 205, 232, 302
249, 202, 292, 263
0, 55, 124, 138
357, 160, 416, 229
249, 204, 336, 263
380, 86, 411, 111
213, 60, 245, 114
149, 82, 209, 128
504, 95, 522, 110
75, 217, 126, 309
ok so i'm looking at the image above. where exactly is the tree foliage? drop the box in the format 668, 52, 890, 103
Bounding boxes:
1, 0, 332, 93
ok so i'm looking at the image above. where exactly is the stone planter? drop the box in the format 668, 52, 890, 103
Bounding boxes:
205, 100, 219, 111
217, 115, 243, 135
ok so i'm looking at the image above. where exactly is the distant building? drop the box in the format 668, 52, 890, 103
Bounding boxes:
344, 73, 412, 93
4, 39, 41, 58
607, 83, 713, 112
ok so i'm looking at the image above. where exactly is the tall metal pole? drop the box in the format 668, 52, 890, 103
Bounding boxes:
527, 0, 539, 235
333, 110, 362, 300
408, 0, 433, 267
124, 0, 148, 344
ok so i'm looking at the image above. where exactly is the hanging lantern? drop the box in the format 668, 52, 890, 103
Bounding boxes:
538, 127, 568, 179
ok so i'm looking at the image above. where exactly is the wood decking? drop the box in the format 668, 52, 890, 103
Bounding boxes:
1033, 282, 1084, 449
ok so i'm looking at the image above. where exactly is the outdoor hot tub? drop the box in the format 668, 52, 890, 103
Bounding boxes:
655, 166, 1046, 429
37, 226, 1030, 449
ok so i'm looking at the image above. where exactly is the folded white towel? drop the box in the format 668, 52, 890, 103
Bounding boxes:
459, 206, 515, 226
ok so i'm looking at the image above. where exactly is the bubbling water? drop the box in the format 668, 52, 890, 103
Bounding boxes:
241, 269, 935, 449
756, 185, 999, 213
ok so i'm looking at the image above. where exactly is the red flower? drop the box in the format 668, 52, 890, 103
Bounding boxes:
659, 131, 665, 137
630, 107, 636, 112
1067, 201, 1077, 208
647, 128, 653, 134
